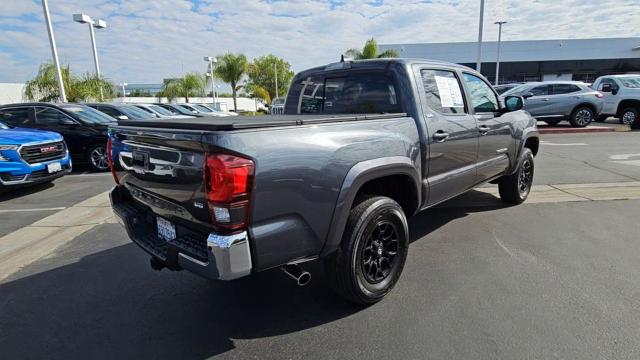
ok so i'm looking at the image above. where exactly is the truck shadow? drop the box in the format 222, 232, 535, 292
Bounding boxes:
0, 181, 55, 201
410, 189, 509, 243
0, 190, 508, 359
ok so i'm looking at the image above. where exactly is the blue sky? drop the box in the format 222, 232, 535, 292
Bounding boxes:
0, 0, 639, 84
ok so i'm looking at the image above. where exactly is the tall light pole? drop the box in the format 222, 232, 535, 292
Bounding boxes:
494, 21, 507, 85
204, 56, 217, 107
475, 0, 485, 72
274, 63, 279, 99
42, 0, 66, 102
119, 82, 127, 98
73, 13, 107, 100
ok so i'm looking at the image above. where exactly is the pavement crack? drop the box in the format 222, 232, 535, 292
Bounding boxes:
548, 185, 593, 201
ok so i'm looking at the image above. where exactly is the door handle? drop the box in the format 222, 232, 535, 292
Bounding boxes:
541, 98, 551, 101
478, 125, 490, 135
432, 131, 449, 141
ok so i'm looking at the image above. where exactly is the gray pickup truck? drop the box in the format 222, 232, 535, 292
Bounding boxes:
109, 59, 539, 304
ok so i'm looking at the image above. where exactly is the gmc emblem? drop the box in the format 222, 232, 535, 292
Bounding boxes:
40, 146, 58, 153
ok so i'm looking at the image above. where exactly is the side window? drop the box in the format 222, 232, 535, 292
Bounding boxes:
35, 107, 69, 125
530, 85, 550, 96
552, 84, 581, 95
420, 69, 465, 114
462, 73, 499, 113
598, 78, 619, 92
0, 107, 32, 126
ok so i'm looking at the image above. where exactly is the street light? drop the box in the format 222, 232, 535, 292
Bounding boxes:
73, 13, 107, 100
494, 21, 507, 85
41, 0, 66, 102
204, 56, 217, 107
274, 63, 279, 99
475, 0, 485, 72
119, 82, 127, 98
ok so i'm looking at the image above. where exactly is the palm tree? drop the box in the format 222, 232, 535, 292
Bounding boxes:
345, 37, 399, 60
25, 63, 115, 102
161, 72, 206, 103
214, 53, 249, 111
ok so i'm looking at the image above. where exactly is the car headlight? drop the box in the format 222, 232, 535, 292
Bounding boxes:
0, 145, 18, 161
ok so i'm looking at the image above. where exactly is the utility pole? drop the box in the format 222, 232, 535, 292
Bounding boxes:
494, 21, 507, 85
42, 0, 66, 102
475, 0, 485, 72
274, 63, 279, 100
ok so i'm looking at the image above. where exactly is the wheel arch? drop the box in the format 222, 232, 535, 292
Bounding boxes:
616, 99, 640, 116
571, 102, 598, 117
320, 156, 421, 257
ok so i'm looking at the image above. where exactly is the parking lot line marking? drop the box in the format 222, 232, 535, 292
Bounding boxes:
0, 207, 66, 213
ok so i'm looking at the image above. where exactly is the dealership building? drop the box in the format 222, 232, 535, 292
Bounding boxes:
380, 37, 640, 84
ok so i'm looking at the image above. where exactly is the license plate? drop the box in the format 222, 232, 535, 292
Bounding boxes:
47, 162, 62, 173
157, 216, 176, 241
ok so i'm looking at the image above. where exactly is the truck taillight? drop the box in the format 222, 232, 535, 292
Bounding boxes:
106, 138, 119, 185
204, 153, 254, 231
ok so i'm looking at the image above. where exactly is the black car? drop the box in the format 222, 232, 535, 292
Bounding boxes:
85, 103, 156, 120
0, 103, 115, 171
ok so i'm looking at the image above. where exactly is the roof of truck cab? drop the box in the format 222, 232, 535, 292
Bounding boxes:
296, 58, 474, 74
115, 113, 408, 131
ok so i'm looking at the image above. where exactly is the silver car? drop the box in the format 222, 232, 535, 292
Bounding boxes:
502, 81, 604, 127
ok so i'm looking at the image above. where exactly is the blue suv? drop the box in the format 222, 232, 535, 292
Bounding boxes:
0, 121, 72, 190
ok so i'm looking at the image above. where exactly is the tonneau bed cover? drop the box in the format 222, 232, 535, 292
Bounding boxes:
115, 113, 407, 131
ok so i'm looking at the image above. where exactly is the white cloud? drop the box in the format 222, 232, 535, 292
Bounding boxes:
0, 0, 638, 84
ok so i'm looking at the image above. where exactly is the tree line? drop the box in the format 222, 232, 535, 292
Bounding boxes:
24, 38, 397, 109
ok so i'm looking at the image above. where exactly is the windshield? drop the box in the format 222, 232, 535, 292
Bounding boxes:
120, 104, 156, 119
148, 105, 173, 116
59, 104, 115, 124
620, 77, 640, 88
178, 105, 197, 113
501, 84, 530, 96
193, 105, 212, 112
0, 121, 9, 130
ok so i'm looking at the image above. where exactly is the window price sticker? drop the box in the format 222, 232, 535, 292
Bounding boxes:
434, 75, 464, 108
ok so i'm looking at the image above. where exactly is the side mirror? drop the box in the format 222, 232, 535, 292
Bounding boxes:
600, 83, 613, 93
59, 118, 77, 125
504, 96, 524, 112
117, 115, 129, 120
522, 92, 534, 99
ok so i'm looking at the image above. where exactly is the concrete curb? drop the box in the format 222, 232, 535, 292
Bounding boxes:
539, 126, 617, 134
0, 191, 113, 283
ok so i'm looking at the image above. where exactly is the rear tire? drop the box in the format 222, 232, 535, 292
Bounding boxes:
619, 107, 639, 127
543, 119, 561, 126
499, 148, 534, 205
569, 106, 594, 127
87, 143, 109, 172
324, 196, 409, 305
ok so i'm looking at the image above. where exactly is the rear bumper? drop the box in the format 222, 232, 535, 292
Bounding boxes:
109, 185, 252, 281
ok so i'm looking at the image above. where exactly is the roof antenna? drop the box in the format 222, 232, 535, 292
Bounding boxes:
340, 54, 344, 63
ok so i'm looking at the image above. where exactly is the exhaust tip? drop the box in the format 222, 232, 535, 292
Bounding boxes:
282, 264, 311, 286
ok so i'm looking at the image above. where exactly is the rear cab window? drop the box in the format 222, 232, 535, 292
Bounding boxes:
285, 71, 402, 114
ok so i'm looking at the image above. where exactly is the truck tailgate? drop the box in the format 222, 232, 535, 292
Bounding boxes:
110, 126, 212, 231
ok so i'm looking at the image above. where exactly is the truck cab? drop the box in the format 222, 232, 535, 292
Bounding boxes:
592, 75, 640, 127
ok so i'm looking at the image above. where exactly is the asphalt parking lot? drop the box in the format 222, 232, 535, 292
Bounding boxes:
2, 131, 640, 359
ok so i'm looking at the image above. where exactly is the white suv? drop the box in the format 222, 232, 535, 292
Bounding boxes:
592, 75, 640, 128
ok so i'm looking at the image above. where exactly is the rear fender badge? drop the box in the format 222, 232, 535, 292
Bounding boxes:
193, 202, 204, 209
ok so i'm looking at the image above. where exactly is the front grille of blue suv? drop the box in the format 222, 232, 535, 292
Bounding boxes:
0, 122, 72, 190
